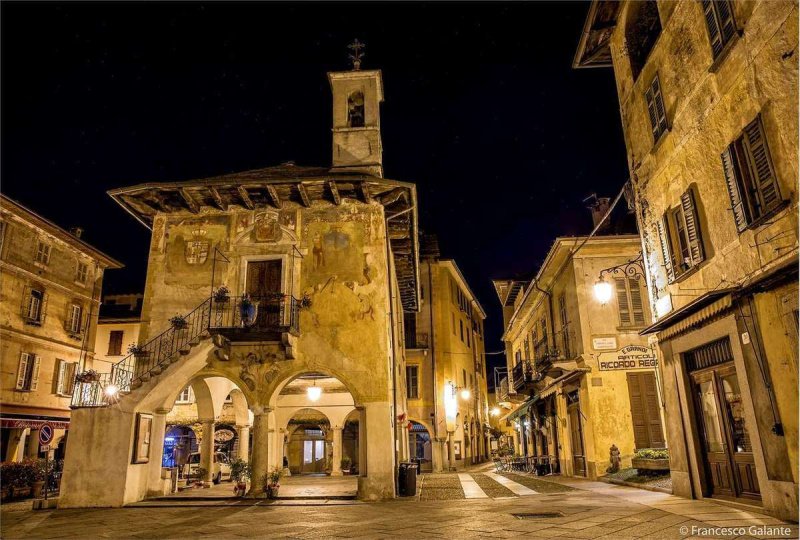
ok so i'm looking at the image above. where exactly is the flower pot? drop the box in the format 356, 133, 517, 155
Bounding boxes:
11, 486, 31, 499
234, 482, 247, 497
265, 485, 280, 499
31, 481, 45, 499
631, 457, 670, 472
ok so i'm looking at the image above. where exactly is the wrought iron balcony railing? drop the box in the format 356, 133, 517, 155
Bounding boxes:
209, 295, 300, 336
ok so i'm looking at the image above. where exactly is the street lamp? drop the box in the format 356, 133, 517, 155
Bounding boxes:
307, 380, 322, 401
104, 384, 119, 397
490, 407, 501, 417
460, 388, 471, 401
594, 252, 645, 303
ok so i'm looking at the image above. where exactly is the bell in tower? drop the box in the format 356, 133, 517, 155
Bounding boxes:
328, 40, 384, 177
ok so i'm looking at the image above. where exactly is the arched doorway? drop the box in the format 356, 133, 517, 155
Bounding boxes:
162, 425, 197, 471
408, 420, 433, 472
286, 409, 330, 475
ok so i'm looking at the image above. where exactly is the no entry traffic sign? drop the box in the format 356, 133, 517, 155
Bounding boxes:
39, 423, 54, 446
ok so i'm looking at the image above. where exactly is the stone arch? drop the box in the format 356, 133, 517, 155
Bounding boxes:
407, 417, 435, 439
228, 388, 250, 427
280, 406, 332, 431
267, 368, 364, 409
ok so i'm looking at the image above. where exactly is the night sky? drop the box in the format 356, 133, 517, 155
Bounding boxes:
1, 2, 628, 380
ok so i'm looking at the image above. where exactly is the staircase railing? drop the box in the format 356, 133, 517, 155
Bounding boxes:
71, 298, 212, 408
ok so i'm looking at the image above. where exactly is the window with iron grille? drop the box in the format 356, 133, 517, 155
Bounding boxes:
722, 115, 784, 231
615, 277, 647, 327
701, 0, 737, 60
645, 75, 668, 143
658, 187, 706, 282
406, 365, 419, 399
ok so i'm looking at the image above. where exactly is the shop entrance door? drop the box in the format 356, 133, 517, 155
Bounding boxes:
687, 339, 760, 503
301, 439, 326, 474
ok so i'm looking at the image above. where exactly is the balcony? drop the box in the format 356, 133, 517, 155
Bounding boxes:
511, 360, 539, 394
405, 332, 429, 349
209, 295, 300, 342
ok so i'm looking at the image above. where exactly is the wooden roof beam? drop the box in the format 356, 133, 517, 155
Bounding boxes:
360, 181, 371, 203
328, 180, 341, 205
265, 185, 282, 209
297, 183, 311, 207
237, 186, 255, 210
179, 188, 199, 214
208, 187, 226, 210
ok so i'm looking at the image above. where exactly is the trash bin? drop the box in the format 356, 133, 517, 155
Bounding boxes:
398, 462, 418, 496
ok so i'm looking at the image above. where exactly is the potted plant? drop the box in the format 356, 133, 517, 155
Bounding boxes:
341, 456, 352, 475
75, 369, 100, 384
239, 294, 259, 327
170, 315, 188, 331
230, 459, 251, 497
213, 286, 230, 304
262, 467, 282, 498
299, 294, 312, 309
631, 448, 670, 473
127, 343, 150, 360
31, 460, 47, 499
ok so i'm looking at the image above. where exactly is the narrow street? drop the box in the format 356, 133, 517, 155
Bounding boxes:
2, 468, 796, 539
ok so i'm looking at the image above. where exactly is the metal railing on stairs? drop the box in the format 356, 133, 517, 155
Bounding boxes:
71, 298, 212, 408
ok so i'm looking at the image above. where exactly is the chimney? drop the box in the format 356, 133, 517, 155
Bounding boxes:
70, 227, 84, 239
585, 195, 611, 232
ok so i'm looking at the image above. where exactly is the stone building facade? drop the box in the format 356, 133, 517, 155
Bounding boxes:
93, 294, 143, 373
494, 235, 666, 480
59, 63, 420, 506
0, 195, 121, 462
404, 246, 490, 473
575, 0, 798, 520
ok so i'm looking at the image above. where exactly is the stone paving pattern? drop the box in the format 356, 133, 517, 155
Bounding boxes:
1, 472, 797, 539
470, 473, 515, 498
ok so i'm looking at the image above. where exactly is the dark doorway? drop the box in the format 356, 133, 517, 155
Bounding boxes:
246, 259, 282, 328
567, 390, 586, 477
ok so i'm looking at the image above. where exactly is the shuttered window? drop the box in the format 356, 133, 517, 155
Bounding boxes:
76, 262, 88, 284
701, 0, 737, 59
16, 353, 41, 391
406, 365, 419, 399
644, 75, 668, 142
56, 359, 78, 396
627, 372, 665, 449
35, 241, 51, 265
558, 294, 571, 358
722, 115, 783, 231
66, 304, 83, 335
108, 330, 124, 356
615, 277, 647, 326
23, 288, 47, 325
658, 187, 706, 282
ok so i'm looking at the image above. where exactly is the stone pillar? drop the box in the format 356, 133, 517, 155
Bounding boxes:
248, 409, 270, 497
199, 419, 215, 485
147, 411, 169, 496
26, 428, 40, 459
357, 402, 396, 500
447, 431, 455, 471
236, 425, 250, 462
5, 429, 24, 462
331, 426, 343, 476
432, 437, 445, 473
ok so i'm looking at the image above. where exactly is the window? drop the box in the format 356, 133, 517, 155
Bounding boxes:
24, 288, 46, 324
615, 277, 646, 326
107, 330, 124, 356
66, 304, 83, 335
658, 188, 706, 282
559, 294, 571, 358
225, 393, 233, 403
459, 320, 464, 342
701, 0, 737, 60
56, 359, 78, 396
15, 353, 40, 391
451, 312, 456, 335
404, 312, 418, 348
406, 366, 419, 399
722, 115, 784, 231
645, 75, 668, 143
523, 336, 531, 361
625, 0, 662, 80
76, 262, 88, 284
35, 241, 51, 265
515, 350, 522, 366
176, 387, 194, 404
347, 91, 365, 127
466, 327, 471, 348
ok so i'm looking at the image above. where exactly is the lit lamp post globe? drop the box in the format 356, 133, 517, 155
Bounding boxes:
460, 388, 471, 401
593, 279, 613, 304
307, 385, 322, 401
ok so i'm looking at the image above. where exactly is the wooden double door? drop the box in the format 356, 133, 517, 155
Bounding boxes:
567, 391, 586, 477
691, 363, 760, 502
246, 260, 282, 327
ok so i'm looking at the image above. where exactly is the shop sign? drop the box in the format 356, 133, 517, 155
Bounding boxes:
214, 427, 236, 443
598, 345, 658, 371
592, 336, 618, 350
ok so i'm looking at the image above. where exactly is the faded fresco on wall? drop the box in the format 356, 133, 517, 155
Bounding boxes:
165, 217, 229, 285
301, 221, 367, 287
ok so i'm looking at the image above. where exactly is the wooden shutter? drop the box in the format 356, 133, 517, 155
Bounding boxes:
39, 293, 49, 324
57, 359, 67, 394
642, 373, 666, 448
29, 355, 41, 391
64, 363, 77, 396
629, 278, 646, 325
644, 85, 659, 140
652, 77, 668, 137
615, 278, 632, 325
108, 330, 123, 356
701, 0, 724, 57
20, 285, 31, 319
627, 372, 651, 449
16, 353, 30, 390
680, 189, 705, 265
743, 116, 781, 215
721, 146, 749, 232
716, 1, 737, 47
656, 219, 676, 283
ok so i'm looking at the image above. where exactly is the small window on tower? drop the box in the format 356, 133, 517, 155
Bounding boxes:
347, 91, 365, 127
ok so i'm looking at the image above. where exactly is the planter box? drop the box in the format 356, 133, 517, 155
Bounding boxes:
632, 457, 670, 472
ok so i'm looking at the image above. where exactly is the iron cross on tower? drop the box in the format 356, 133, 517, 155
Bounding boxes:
348, 39, 365, 70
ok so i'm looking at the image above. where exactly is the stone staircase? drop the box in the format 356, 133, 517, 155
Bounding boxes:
71, 298, 213, 408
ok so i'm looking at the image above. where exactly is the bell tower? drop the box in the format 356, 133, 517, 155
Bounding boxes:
328, 40, 384, 177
